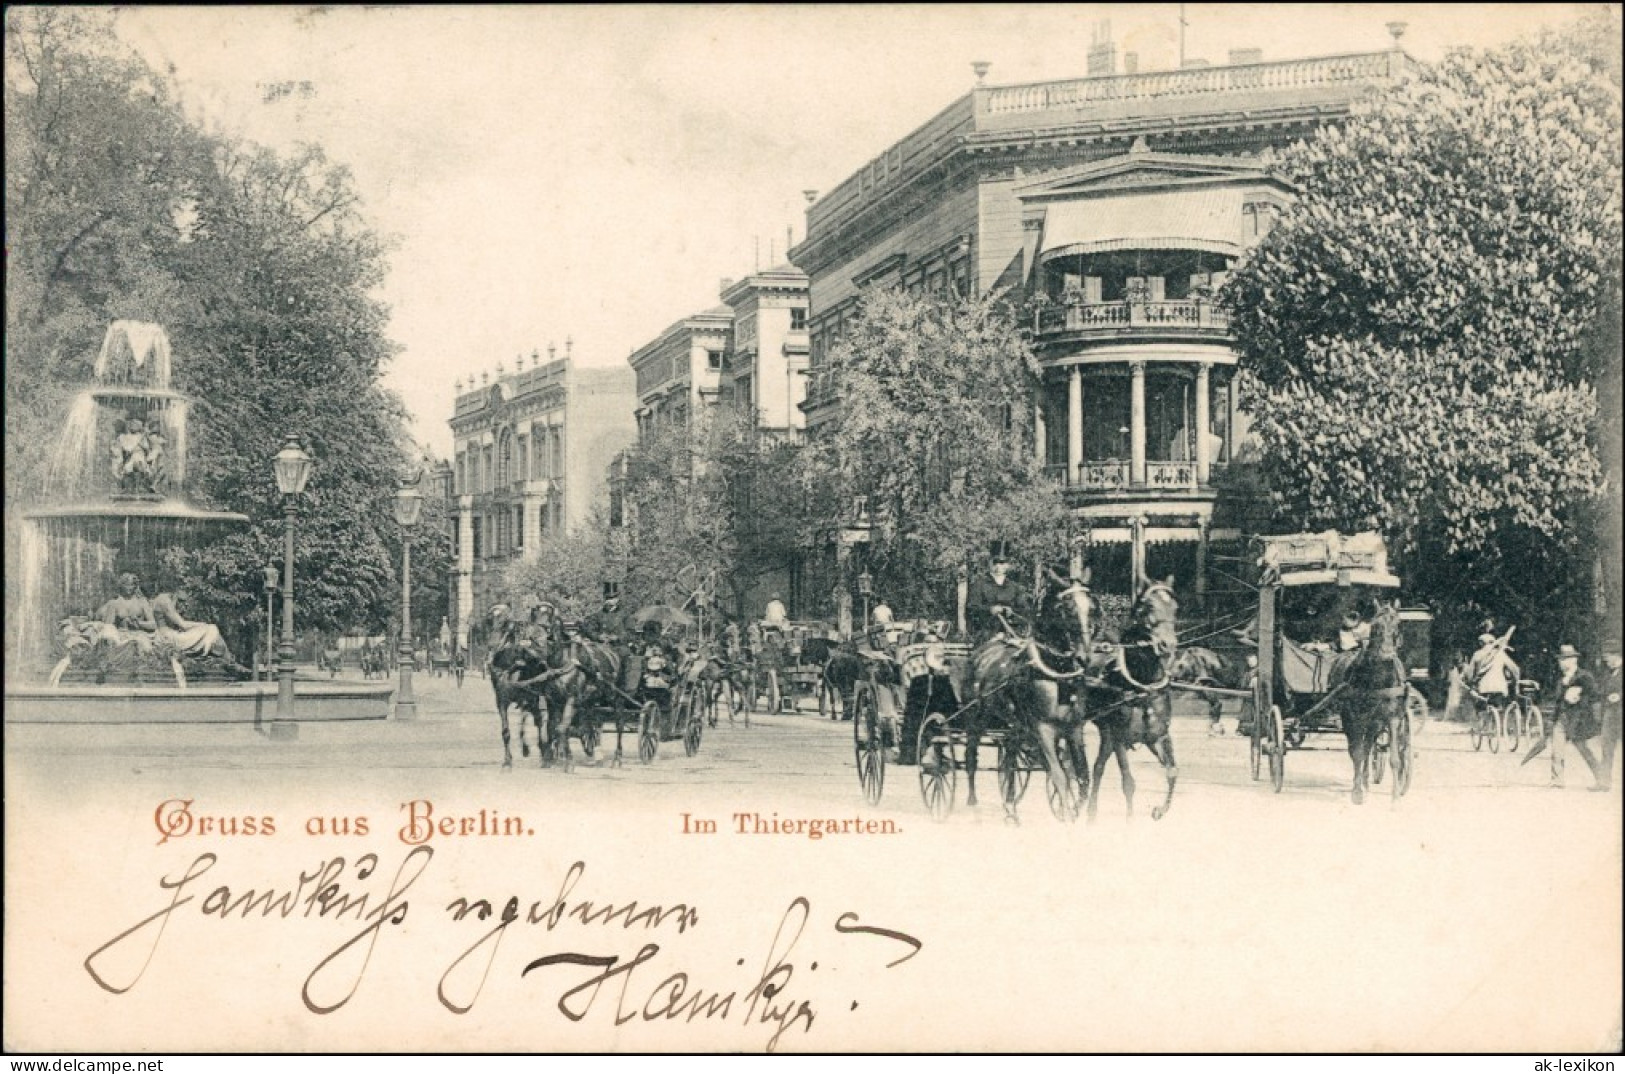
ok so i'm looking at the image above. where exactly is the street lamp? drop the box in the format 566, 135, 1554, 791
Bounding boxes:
858, 568, 873, 633
394, 477, 424, 721
272, 436, 314, 730
262, 565, 280, 681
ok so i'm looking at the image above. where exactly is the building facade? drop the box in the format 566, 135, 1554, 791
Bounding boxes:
719, 264, 811, 434
629, 306, 733, 435
790, 40, 1415, 601
448, 350, 637, 650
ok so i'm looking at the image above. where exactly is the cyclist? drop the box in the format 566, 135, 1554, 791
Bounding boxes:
1466, 628, 1519, 728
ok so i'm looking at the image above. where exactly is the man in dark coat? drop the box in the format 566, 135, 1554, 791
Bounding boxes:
1547, 643, 1604, 789
1597, 638, 1621, 792
965, 546, 1030, 644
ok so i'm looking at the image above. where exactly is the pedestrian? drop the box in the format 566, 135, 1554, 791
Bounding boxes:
1528, 643, 1604, 789
1598, 638, 1621, 792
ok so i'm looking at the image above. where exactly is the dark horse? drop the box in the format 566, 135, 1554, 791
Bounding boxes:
963, 570, 1100, 822
811, 636, 864, 721
1085, 576, 1182, 821
487, 609, 546, 769
524, 613, 624, 772
1337, 599, 1407, 804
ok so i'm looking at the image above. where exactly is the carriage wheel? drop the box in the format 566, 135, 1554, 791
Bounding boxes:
853, 685, 885, 805
1505, 698, 1521, 754
917, 714, 956, 821
997, 737, 1033, 815
1487, 702, 1503, 754
678, 685, 703, 756
637, 700, 659, 764
1268, 704, 1286, 793
1406, 685, 1428, 737
1469, 705, 1486, 752
1391, 707, 1413, 799
684, 709, 703, 757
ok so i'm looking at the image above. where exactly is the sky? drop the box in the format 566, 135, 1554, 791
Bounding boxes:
112, 4, 1596, 457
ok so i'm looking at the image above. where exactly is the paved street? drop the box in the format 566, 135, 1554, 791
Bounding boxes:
6, 671, 1621, 1052
8, 669, 1619, 816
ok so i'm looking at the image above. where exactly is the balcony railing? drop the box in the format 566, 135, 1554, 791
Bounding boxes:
1034, 298, 1230, 337
802, 368, 840, 410
977, 51, 1408, 119
1045, 459, 1224, 492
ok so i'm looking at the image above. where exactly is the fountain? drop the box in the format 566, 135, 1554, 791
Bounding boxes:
6, 322, 394, 724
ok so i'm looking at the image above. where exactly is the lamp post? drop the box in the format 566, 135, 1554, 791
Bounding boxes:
272, 436, 314, 732
858, 568, 873, 634
262, 565, 279, 681
394, 478, 424, 721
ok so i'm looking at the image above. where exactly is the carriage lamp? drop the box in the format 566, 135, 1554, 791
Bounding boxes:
394, 480, 425, 721
272, 436, 313, 730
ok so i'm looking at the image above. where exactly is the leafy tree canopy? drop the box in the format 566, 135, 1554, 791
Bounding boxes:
804, 288, 1070, 613
1222, 12, 1622, 644
5, 9, 447, 646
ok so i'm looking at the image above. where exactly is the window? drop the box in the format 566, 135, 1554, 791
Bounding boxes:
790, 307, 807, 331
471, 517, 483, 559
707, 350, 723, 370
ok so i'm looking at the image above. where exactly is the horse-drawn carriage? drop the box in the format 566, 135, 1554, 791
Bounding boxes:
851, 577, 1183, 824
751, 621, 835, 712
1248, 532, 1426, 801
850, 635, 1055, 820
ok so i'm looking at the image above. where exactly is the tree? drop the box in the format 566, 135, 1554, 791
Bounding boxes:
493, 513, 624, 621
5, 9, 437, 651
615, 417, 735, 615
804, 288, 1070, 617
1222, 13, 1623, 649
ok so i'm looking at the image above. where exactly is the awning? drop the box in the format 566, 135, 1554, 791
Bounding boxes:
1037, 188, 1246, 264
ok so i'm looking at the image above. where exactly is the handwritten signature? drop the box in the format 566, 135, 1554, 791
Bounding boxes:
83, 849, 920, 1052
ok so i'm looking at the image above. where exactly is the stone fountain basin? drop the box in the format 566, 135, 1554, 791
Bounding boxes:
3, 680, 393, 724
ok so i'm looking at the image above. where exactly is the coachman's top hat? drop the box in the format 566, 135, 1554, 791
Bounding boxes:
1557, 644, 1582, 660
989, 540, 1012, 563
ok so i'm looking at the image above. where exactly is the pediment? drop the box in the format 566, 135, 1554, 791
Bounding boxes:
1016, 151, 1283, 203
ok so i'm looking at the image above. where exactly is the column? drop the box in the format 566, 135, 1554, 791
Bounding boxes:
1195, 362, 1212, 486
1067, 365, 1084, 485
1195, 520, 1209, 612
456, 497, 474, 654
1130, 360, 1147, 486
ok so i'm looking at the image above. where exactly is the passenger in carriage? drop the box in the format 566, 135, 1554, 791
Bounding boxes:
965, 544, 1031, 645
1336, 609, 1371, 653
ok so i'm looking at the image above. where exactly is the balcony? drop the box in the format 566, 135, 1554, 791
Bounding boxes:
802, 368, 840, 412
1033, 298, 1230, 340
1046, 459, 1224, 494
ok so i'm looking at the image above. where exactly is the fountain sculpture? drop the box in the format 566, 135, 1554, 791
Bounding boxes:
8, 322, 393, 724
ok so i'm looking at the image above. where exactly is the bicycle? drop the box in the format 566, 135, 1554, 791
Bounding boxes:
1508, 678, 1543, 753
1468, 689, 1507, 754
